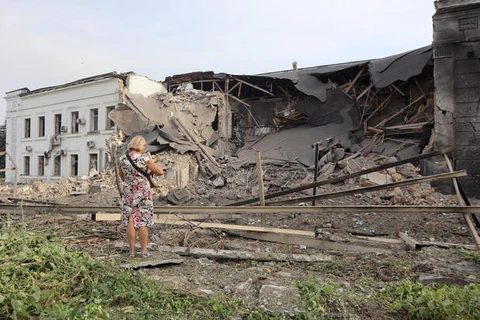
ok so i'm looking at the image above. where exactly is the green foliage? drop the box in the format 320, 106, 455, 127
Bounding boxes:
377, 279, 480, 319
0, 224, 267, 319
459, 249, 480, 262
296, 277, 346, 319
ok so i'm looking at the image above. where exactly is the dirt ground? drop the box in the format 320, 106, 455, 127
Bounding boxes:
4, 153, 480, 319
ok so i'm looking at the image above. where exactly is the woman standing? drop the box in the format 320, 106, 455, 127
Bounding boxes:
118, 135, 164, 258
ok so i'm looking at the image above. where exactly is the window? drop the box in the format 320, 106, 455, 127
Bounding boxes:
90, 108, 98, 132
54, 114, 62, 135
106, 106, 115, 130
89, 153, 98, 171
54, 156, 61, 176
23, 156, 30, 176
38, 156, 45, 176
24, 118, 31, 138
105, 151, 111, 167
38, 116, 45, 137
71, 154, 78, 176
71, 111, 79, 134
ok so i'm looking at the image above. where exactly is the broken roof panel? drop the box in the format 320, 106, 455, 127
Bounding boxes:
254, 45, 432, 100
369, 45, 433, 88
258, 61, 368, 102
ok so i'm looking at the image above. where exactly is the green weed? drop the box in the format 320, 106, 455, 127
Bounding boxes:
0, 224, 265, 319
377, 279, 480, 319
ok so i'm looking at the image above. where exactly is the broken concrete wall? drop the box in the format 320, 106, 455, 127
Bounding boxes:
428, 0, 480, 195
109, 85, 227, 177
126, 74, 168, 97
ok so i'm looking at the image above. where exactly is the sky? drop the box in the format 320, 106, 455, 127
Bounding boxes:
0, 0, 436, 124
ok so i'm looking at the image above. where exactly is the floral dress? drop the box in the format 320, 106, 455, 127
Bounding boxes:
119, 153, 154, 228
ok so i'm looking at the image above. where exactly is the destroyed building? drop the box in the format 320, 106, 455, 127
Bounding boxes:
4, 0, 480, 196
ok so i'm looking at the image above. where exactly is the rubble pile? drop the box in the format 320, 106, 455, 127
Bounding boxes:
1, 149, 459, 209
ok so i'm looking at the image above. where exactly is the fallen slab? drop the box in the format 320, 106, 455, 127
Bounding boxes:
157, 245, 332, 262
230, 230, 394, 254
119, 257, 185, 269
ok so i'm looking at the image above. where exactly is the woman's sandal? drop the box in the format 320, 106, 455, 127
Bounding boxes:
129, 252, 136, 259
141, 251, 152, 258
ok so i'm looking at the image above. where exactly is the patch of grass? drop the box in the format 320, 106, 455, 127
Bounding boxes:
377, 279, 480, 319
305, 260, 354, 277
0, 224, 272, 319
459, 249, 480, 262
296, 277, 351, 319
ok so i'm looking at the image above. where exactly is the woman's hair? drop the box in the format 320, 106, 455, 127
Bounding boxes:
128, 135, 146, 152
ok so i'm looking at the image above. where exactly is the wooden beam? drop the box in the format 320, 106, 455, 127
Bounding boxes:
376, 94, 425, 129
227, 94, 251, 107
227, 94, 261, 129
391, 84, 406, 96
227, 81, 241, 94
171, 117, 221, 174
267, 170, 467, 206
233, 78, 274, 96
228, 148, 454, 206
398, 232, 421, 250
158, 219, 315, 236
256, 151, 266, 227
362, 93, 393, 132
353, 235, 404, 244
443, 154, 480, 249
344, 67, 366, 93
214, 81, 225, 93
357, 83, 374, 100
95, 213, 242, 222
4, 204, 480, 215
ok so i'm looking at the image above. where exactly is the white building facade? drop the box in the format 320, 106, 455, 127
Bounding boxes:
3, 71, 169, 184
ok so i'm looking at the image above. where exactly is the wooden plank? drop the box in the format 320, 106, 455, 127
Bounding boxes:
227, 81, 241, 94
362, 93, 393, 132
228, 147, 455, 206
95, 213, 242, 222
353, 235, 404, 244
0, 168, 16, 172
231, 230, 393, 254
376, 95, 425, 129
267, 170, 467, 206
233, 78, 274, 96
171, 117, 221, 174
398, 232, 421, 250
256, 151, 266, 227
227, 94, 261, 129
214, 81, 224, 93
158, 219, 315, 237
357, 83, 374, 100
443, 154, 480, 249
344, 67, 365, 93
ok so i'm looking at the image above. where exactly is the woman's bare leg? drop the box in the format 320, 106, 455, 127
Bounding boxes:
127, 216, 136, 254
139, 226, 148, 253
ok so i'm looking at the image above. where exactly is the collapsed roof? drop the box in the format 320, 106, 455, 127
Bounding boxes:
110, 45, 434, 173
